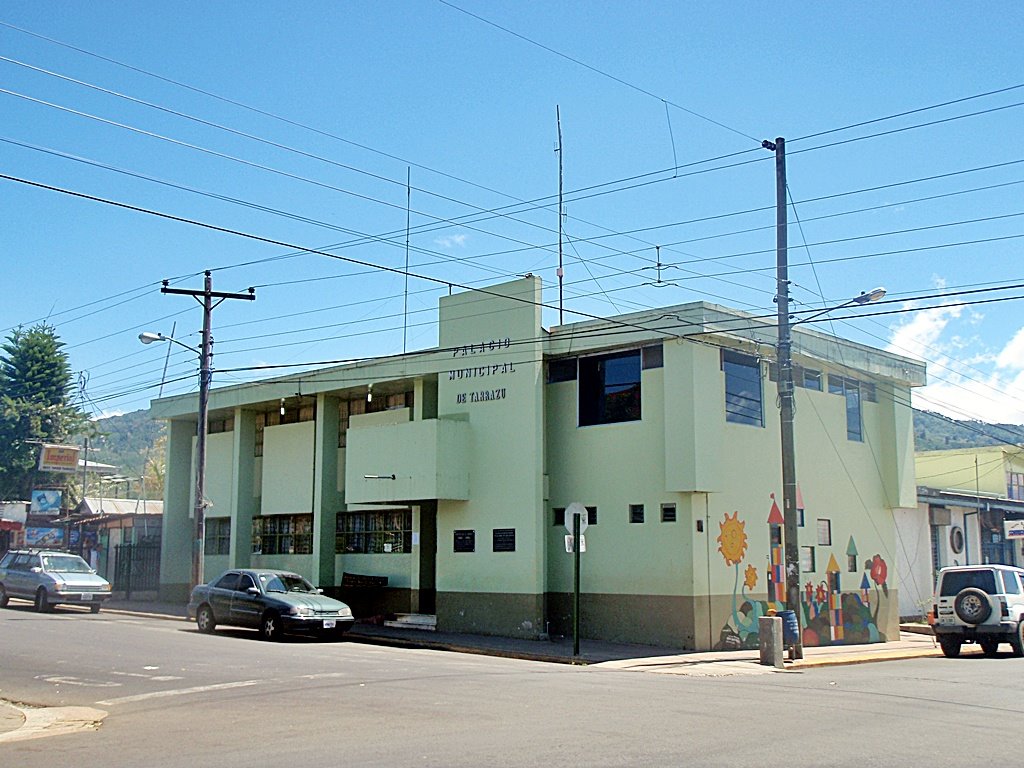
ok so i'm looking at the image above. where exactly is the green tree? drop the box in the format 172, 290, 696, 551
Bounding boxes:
0, 324, 89, 501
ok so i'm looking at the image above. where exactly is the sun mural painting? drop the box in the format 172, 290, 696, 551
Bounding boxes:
715, 511, 767, 650
713, 498, 890, 651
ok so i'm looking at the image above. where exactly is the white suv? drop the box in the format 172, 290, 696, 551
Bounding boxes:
933, 565, 1024, 658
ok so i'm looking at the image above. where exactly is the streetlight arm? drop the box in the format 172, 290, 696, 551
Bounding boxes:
138, 332, 200, 356
791, 287, 886, 327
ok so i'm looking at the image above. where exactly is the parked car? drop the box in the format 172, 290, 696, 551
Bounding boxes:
932, 564, 1024, 657
0, 549, 112, 613
188, 568, 355, 641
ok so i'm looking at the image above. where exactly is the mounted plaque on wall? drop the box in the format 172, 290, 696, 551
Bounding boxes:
492, 528, 516, 552
454, 529, 475, 553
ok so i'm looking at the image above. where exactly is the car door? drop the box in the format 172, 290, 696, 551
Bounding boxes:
229, 572, 263, 628
8, 553, 39, 599
208, 572, 240, 623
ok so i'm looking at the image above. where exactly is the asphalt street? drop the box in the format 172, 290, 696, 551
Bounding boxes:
2, 604, 1022, 767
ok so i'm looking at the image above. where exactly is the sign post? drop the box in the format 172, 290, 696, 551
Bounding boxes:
564, 502, 588, 657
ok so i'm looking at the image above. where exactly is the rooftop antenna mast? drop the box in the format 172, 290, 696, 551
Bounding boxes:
556, 105, 564, 325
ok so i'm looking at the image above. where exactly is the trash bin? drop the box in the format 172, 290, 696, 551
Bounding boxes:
778, 609, 799, 645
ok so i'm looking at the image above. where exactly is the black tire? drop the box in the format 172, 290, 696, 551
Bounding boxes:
196, 604, 217, 634
35, 588, 51, 613
0, 584, 8, 608
939, 636, 962, 658
1010, 621, 1024, 657
979, 637, 1000, 657
953, 588, 992, 625
259, 611, 284, 641
90, 603, 101, 614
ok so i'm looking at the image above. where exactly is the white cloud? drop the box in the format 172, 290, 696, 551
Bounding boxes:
996, 327, 1024, 370
434, 234, 468, 249
887, 305, 1024, 424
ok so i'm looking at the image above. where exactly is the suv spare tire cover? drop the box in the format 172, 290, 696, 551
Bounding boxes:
954, 587, 993, 624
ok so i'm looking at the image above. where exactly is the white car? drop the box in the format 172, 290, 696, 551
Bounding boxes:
933, 564, 1024, 658
0, 549, 112, 613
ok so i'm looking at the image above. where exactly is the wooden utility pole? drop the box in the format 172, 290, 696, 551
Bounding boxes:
161, 272, 254, 590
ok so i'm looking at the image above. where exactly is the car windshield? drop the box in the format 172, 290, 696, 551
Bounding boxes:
940, 569, 999, 596
259, 573, 316, 594
41, 554, 92, 573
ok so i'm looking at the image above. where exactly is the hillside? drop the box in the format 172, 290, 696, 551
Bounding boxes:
913, 409, 1024, 452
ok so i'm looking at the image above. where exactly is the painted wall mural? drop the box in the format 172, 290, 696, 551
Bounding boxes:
713, 493, 891, 651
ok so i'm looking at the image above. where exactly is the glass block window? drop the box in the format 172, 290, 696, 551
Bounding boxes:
252, 514, 312, 555
335, 509, 412, 554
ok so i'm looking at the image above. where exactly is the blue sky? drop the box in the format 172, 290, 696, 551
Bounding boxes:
1, 2, 1022, 425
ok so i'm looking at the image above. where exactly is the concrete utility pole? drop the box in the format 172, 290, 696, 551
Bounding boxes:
160, 272, 255, 590
763, 136, 803, 659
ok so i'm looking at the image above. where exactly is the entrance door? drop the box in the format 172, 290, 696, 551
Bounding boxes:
417, 502, 437, 614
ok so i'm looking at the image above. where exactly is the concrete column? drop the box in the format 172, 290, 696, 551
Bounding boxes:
312, 394, 342, 588
230, 408, 258, 567
758, 615, 784, 668
159, 418, 197, 602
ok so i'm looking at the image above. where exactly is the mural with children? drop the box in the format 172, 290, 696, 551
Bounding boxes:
713, 492, 890, 651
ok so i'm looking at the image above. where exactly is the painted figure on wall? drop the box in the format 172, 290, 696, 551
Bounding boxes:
713, 496, 892, 651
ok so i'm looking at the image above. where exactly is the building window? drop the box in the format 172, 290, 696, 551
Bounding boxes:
828, 375, 863, 441
817, 519, 832, 546
1009, 472, 1024, 500
492, 528, 516, 552
722, 350, 763, 426
801, 546, 816, 573
801, 368, 822, 391
204, 518, 231, 555
335, 509, 412, 554
252, 514, 312, 555
208, 416, 234, 434
547, 358, 577, 384
661, 503, 677, 523
641, 344, 664, 369
579, 350, 641, 426
255, 413, 265, 457
553, 507, 598, 526
629, 504, 645, 524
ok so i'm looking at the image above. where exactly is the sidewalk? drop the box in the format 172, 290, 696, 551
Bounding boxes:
97, 599, 948, 668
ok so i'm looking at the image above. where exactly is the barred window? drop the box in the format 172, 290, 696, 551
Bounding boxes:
252, 514, 312, 555
204, 518, 231, 555
336, 509, 412, 554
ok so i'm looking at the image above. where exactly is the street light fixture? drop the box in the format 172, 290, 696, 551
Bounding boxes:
140, 329, 209, 592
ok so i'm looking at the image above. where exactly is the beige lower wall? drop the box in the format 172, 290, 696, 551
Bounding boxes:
437, 592, 546, 639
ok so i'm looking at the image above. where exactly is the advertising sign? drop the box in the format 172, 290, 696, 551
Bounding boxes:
25, 527, 65, 547
38, 444, 80, 473
0, 502, 28, 524
30, 490, 62, 515
1004, 520, 1024, 539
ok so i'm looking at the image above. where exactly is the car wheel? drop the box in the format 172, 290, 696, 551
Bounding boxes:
196, 604, 216, 634
953, 588, 992, 624
34, 588, 51, 613
90, 604, 102, 614
0, 584, 8, 608
979, 637, 999, 657
1010, 621, 1024, 658
259, 611, 284, 641
938, 636, 962, 658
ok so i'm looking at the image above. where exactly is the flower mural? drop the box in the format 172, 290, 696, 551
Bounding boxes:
743, 564, 758, 591
717, 511, 747, 566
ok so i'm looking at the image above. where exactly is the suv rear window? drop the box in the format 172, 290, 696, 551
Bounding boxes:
940, 569, 998, 596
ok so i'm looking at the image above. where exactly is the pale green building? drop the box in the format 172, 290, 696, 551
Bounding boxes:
153, 277, 926, 650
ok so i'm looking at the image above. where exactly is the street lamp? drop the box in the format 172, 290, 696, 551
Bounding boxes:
140, 330, 208, 591
776, 286, 886, 659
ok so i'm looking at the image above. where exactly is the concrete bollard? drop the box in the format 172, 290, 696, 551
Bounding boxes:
758, 615, 784, 669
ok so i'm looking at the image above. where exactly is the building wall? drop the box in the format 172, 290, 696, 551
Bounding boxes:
893, 505, 934, 618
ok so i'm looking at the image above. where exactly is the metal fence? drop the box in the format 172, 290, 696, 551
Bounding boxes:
113, 543, 161, 598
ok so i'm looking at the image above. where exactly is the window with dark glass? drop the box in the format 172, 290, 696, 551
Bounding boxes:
722, 350, 763, 426
661, 503, 677, 523
204, 517, 231, 556
629, 504, 645, 524
547, 358, 577, 384
335, 509, 412, 554
252, 514, 313, 555
579, 350, 641, 426
828, 375, 863, 441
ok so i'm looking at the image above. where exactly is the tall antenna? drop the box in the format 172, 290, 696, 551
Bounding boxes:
556, 105, 564, 325
403, 166, 411, 354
